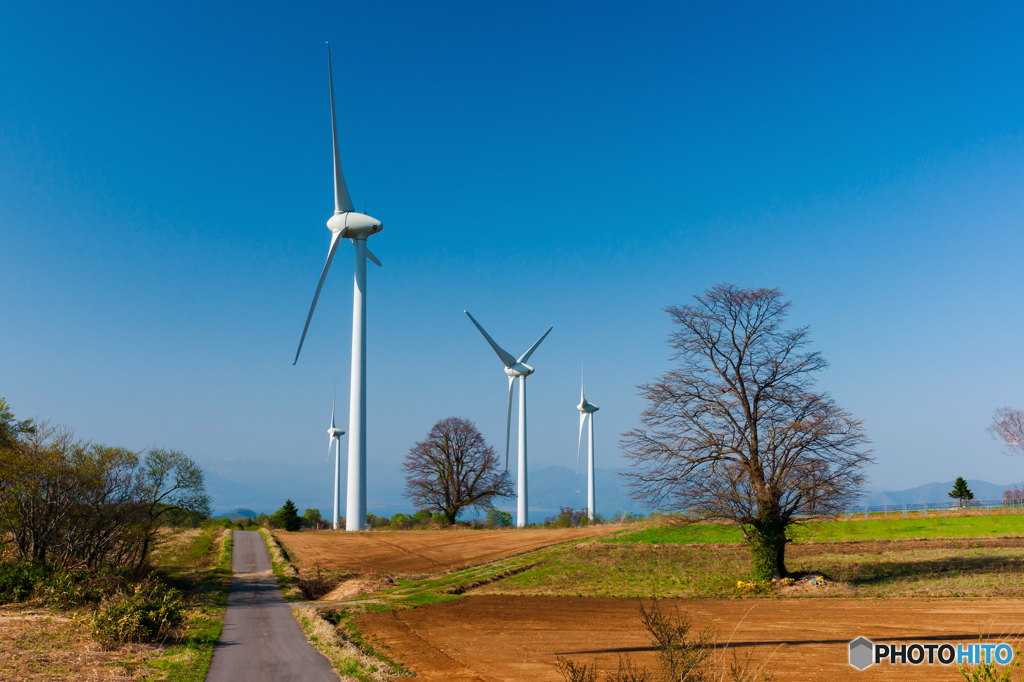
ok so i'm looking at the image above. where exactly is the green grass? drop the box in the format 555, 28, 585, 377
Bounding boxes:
606, 512, 1024, 545
143, 526, 232, 681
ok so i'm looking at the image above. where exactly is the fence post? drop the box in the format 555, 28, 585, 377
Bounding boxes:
923, 507, 928, 518
902, 505, 907, 519
865, 507, 869, 520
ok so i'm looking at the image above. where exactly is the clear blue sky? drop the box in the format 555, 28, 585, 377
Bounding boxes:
4, 2, 1024, 512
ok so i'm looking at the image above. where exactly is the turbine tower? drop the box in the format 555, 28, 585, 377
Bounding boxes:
575, 376, 599, 521
294, 44, 384, 532
327, 395, 346, 530
465, 311, 552, 528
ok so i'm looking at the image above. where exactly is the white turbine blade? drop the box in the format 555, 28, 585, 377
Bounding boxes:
327, 43, 355, 214
518, 326, 553, 364
576, 412, 586, 474
331, 383, 337, 428
327, 435, 334, 462
365, 246, 382, 267
294, 229, 345, 364
465, 311, 516, 368
505, 376, 514, 470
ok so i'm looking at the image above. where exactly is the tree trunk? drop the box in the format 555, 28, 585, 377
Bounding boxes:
747, 516, 788, 581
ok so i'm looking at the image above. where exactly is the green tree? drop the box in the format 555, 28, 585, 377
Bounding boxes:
135, 449, 211, 569
275, 500, 301, 531
486, 509, 513, 528
301, 508, 322, 528
949, 477, 975, 507
0, 398, 35, 450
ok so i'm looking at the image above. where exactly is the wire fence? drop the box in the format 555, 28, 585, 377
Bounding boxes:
842, 498, 1024, 520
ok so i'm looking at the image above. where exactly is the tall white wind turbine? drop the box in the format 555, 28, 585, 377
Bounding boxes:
327, 394, 346, 530
294, 44, 384, 532
575, 375, 599, 521
465, 311, 552, 528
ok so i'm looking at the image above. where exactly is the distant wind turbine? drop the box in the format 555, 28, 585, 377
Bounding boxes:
327, 392, 346, 530
294, 44, 384, 531
465, 311, 552, 528
576, 374, 599, 521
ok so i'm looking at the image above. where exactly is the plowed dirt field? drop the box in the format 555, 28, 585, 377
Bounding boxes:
275, 526, 622, 574
359, 595, 1024, 681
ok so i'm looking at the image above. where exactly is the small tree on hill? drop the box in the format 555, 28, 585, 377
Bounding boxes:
274, 499, 302, 531
404, 417, 514, 524
949, 477, 974, 508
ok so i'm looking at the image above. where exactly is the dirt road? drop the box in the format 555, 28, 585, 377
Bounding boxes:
276, 526, 622, 574
206, 531, 336, 682
359, 595, 1024, 681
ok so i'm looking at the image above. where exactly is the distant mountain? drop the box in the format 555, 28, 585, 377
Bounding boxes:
203, 458, 646, 520
858, 480, 1024, 507
215, 507, 260, 519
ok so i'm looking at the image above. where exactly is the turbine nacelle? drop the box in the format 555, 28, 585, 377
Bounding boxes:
328, 427, 346, 438
504, 363, 534, 378
327, 211, 383, 239
578, 399, 599, 414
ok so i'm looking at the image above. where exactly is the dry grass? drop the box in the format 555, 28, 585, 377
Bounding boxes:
292, 605, 403, 681
0, 607, 162, 680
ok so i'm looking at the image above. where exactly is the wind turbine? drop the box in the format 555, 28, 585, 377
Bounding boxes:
327, 393, 346, 530
575, 375, 599, 521
465, 311, 552, 528
294, 44, 383, 532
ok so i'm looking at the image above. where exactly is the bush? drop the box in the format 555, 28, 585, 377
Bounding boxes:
91, 580, 185, 648
557, 599, 774, 682
487, 509, 513, 528
432, 511, 448, 526
0, 562, 51, 604
39, 567, 129, 609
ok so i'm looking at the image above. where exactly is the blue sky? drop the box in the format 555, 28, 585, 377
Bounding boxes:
3, 2, 1024, 513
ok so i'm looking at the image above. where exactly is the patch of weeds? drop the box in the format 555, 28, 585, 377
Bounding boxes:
260, 528, 302, 600
294, 605, 409, 681
144, 526, 233, 681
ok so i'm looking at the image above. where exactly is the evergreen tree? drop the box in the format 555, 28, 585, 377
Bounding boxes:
948, 477, 975, 508
276, 499, 302, 531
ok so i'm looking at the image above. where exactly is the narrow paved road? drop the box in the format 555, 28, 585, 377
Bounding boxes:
206, 531, 337, 682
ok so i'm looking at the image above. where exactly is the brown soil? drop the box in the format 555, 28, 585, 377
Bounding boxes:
275, 526, 622, 575
358, 595, 1024, 681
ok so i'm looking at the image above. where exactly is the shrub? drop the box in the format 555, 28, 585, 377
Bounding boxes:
432, 511, 448, 525
0, 562, 51, 604
487, 509, 513, 528
91, 580, 185, 648
556, 599, 774, 682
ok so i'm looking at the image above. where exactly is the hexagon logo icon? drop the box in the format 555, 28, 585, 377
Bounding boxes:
849, 637, 874, 670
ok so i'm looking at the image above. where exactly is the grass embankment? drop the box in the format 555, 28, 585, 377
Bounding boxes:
140, 524, 233, 681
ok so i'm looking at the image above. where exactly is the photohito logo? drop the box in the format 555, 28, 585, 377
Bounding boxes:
849, 637, 1014, 670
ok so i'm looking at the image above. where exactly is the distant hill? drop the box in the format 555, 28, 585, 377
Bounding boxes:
202, 458, 647, 520
858, 480, 1024, 507
214, 507, 260, 519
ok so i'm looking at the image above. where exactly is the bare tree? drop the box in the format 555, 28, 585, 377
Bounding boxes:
621, 284, 872, 580
987, 407, 1024, 456
404, 417, 513, 524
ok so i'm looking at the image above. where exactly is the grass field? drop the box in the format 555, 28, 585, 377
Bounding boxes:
606, 511, 1024, 545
